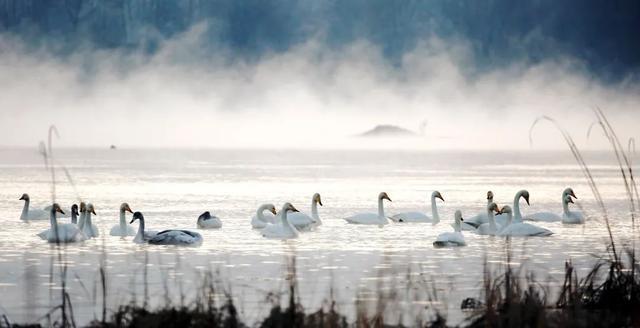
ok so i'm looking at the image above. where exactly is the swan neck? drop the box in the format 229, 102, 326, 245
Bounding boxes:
78, 212, 86, 229
257, 206, 268, 222
562, 198, 570, 215
119, 210, 127, 231
311, 199, 319, 219
21, 200, 29, 220
85, 212, 92, 228
71, 210, 78, 224
49, 209, 57, 228
135, 218, 145, 241
513, 193, 523, 222
487, 208, 496, 231
506, 212, 513, 226
280, 210, 290, 226
378, 197, 385, 218
431, 195, 440, 223
454, 219, 461, 232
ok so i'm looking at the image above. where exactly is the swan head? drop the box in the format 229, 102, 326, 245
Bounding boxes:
313, 193, 323, 206
454, 210, 463, 222
379, 192, 392, 202
432, 191, 444, 202
564, 194, 574, 204
518, 190, 530, 205
80, 202, 86, 213
198, 211, 212, 221
50, 203, 65, 215
280, 202, 299, 214
486, 191, 494, 201
564, 187, 577, 199
261, 204, 277, 215
86, 203, 97, 215
500, 205, 513, 214
488, 202, 501, 214
130, 211, 144, 224
19, 193, 29, 201
71, 204, 79, 216
120, 203, 134, 214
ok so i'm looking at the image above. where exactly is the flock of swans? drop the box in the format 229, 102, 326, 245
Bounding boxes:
18, 187, 584, 247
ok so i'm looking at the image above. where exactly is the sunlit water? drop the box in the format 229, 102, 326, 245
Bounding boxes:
0, 148, 636, 325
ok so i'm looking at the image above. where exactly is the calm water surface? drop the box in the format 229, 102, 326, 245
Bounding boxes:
0, 148, 636, 325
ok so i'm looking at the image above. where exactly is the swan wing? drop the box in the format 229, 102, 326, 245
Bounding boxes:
149, 230, 203, 246
499, 223, 553, 237
344, 213, 387, 225
261, 223, 298, 239
433, 232, 466, 247
525, 212, 561, 222
198, 216, 222, 229
562, 211, 585, 224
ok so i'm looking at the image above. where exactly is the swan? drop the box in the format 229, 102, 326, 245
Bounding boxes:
81, 203, 99, 238
251, 204, 277, 229
285, 193, 323, 230
19, 194, 48, 220
508, 190, 530, 224
391, 191, 444, 224
462, 191, 496, 230
70, 204, 79, 224
344, 192, 391, 225
562, 194, 585, 224
262, 203, 300, 239
77, 202, 87, 230
38, 203, 85, 243
197, 211, 222, 229
475, 202, 502, 235
110, 203, 137, 236
433, 210, 466, 247
130, 212, 202, 246
498, 205, 553, 237
525, 188, 576, 222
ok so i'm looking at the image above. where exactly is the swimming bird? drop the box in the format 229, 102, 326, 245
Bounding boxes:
251, 204, 277, 229
197, 211, 222, 229
462, 191, 497, 230
561, 194, 585, 224
525, 188, 576, 222
475, 202, 503, 235
285, 193, 323, 230
130, 212, 202, 246
391, 191, 444, 224
81, 203, 99, 238
508, 190, 530, 224
110, 203, 137, 236
262, 203, 300, 239
19, 194, 48, 220
433, 210, 466, 247
344, 192, 392, 225
38, 203, 85, 243
498, 205, 553, 237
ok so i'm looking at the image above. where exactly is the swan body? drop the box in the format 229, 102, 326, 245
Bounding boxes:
433, 210, 466, 247
197, 211, 222, 229
284, 193, 323, 230
526, 188, 577, 223
81, 203, 99, 238
130, 212, 202, 246
38, 204, 86, 243
251, 204, 277, 229
344, 192, 391, 225
110, 203, 137, 236
262, 203, 300, 239
475, 202, 502, 235
498, 205, 553, 237
19, 194, 48, 220
391, 191, 443, 224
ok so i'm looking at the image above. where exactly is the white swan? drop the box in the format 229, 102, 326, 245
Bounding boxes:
130, 212, 203, 246
475, 202, 502, 235
251, 204, 277, 229
81, 203, 99, 238
110, 203, 137, 236
498, 205, 553, 237
562, 194, 585, 224
38, 203, 85, 243
19, 194, 48, 220
525, 188, 576, 222
433, 210, 466, 247
197, 211, 222, 229
344, 192, 391, 225
462, 191, 496, 230
391, 191, 444, 224
508, 190, 530, 224
285, 193, 323, 230
262, 203, 300, 239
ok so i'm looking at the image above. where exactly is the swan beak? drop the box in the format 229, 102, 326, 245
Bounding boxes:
568, 197, 574, 204
570, 190, 577, 199
436, 194, 444, 202
318, 198, 323, 206
524, 196, 530, 206
129, 218, 136, 224
57, 208, 65, 215
382, 195, 392, 202
290, 205, 299, 213
19, 195, 26, 200
125, 205, 133, 214
460, 217, 464, 221
270, 208, 277, 215
91, 209, 97, 215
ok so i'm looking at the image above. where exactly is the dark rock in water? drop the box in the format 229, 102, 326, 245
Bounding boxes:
357, 124, 419, 137
461, 297, 483, 310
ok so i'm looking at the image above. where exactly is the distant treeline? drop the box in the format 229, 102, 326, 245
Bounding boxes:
0, 0, 639, 81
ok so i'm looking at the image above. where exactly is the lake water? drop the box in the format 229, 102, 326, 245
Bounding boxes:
0, 148, 636, 326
